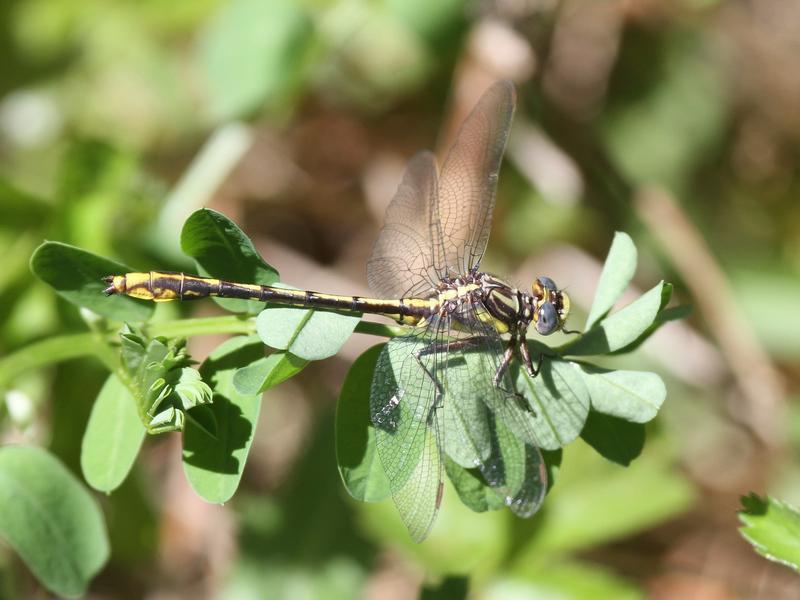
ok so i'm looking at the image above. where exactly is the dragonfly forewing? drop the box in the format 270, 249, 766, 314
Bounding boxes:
438, 80, 516, 275
367, 151, 446, 300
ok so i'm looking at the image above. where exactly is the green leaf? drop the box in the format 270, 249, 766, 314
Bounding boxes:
515, 356, 591, 450
197, 0, 314, 121
336, 345, 390, 502
563, 281, 666, 357
739, 493, 800, 572
580, 411, 645, 466
610, 297, 687, 355
257, 306, 361, 361
233, 351, 308, 395
0, 446, 109, 598
180, 208, 279, 314
579, 367, 666, 423
444, 457, 505, 514
585, 232, 638, 330
183, 336, 264, 503
30, 241, 154, 322
81, 374, 146, 493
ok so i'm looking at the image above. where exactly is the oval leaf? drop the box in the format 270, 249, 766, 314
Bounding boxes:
256, 306, 360, 361
585, 232, 637, 329
579, 367, 666, 423
516, 357, 591, 450
580, 410, 645, 466
30, 241, 154, 322
739, 493, 800, 572
564, 281, 665, 357
0, 446, 109, 598
181, 208, 279, 314
81, 374, 146, 493
336, 344, 390, 502
183, 336, 264, 503
444, 457, 505, 514
232, 350, 307, 395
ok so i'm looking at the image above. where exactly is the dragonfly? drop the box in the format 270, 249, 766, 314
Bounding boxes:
104, 81, 572, 542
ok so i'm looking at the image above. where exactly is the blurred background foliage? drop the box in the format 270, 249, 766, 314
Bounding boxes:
1, 0, 799, 597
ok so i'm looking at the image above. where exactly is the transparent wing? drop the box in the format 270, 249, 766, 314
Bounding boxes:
447, 301, 547, 517
437, 80, 516, 276
367, 151, 446, 299
370, 317, 448, 542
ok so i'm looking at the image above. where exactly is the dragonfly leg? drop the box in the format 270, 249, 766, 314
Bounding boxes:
492, 336, 516, 387
414, 336, 489, 422
520, 333, 544, 378
493, 335, 537, 417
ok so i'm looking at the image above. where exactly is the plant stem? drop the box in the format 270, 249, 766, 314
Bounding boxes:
0, 313, 410, 389
0, 333, 101, 389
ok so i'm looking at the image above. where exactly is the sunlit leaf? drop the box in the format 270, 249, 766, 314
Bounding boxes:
30, 242, 154, 322
563, 282, 666, 356
739, 493, 800, 572
233, 350, 307, 395
81, 374, 146, 493
257, 306, 360, 361
585, 231, 637, 330
0, 446, 109, 598
580, 367, 666, 423
181, 208, 279, 314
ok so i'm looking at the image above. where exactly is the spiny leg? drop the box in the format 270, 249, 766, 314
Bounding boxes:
520, 335, 544, 378
494, 334, 537, 417
414, 336, 490, 423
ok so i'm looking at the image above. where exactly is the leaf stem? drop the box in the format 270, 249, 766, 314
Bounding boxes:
354, 321, 409, 339
146, 315, 257, 338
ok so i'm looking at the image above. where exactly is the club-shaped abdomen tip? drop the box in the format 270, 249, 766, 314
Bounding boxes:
102, 275, 122, 296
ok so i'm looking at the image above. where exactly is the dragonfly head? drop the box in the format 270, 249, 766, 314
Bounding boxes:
532, 277, 570, 335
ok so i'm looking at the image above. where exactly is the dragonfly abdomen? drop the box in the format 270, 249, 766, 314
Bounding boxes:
104, 271, 435, 323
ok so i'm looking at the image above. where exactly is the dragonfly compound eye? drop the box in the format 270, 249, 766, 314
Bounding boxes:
536, 301, 559, 335
532, 276, 558, 299
538, 276, 557, 291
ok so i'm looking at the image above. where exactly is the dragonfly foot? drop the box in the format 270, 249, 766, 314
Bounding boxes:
513, 392, 536, 418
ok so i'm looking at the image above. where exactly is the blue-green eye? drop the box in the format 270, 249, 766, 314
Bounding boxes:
536, 301, 558, 335
538, 276, 557, 292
